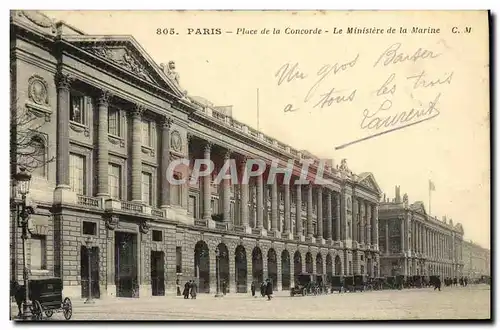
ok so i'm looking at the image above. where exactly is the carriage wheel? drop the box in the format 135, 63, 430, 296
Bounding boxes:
45, 310, 53, 318
62, 298, 72, 320
32, 300, 43, 320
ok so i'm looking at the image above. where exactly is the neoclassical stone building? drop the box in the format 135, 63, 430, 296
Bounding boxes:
10, 11, 382, 299
378, 186, 464, 278
462, 240, 490, 280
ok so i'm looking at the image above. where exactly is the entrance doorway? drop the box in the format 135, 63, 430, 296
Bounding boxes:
151, 251, 165, 296
80, 246, 100, 299
115, 231, 138, 298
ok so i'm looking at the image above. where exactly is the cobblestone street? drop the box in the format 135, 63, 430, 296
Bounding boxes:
12, 284, 490, 321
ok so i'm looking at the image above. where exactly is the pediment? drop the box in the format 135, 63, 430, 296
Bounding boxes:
64, 35, 186, 99
358, 172, 382, 194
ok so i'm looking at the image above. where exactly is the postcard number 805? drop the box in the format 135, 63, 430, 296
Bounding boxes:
156, 28, 177, 35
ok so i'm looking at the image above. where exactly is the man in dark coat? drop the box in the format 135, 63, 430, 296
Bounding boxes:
260, 281, 266, 297
190, 280, 198, 299
433, 276, 441, 291
222, 280, 227, 295
251, 281, 256, 297
183, 281, 190, 299
265, 279, 273, 300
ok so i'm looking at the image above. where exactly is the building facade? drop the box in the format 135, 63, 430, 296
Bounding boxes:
10, 11, 382, 299
378, 186, 464, 278
462, 241, 490, 280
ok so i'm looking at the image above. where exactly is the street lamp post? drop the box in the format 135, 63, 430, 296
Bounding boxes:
14, 167, 33, 320
84, 236, 95, 304
214, 247, 222, 298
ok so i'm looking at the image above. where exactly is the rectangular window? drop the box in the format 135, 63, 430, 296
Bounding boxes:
108, 163, 121, 199
172, 173, 182, 205
188, 195, 197, 218
176, 247, 182, 274
30, 235, 47, 270
141, 119, 152, 147
70, 93, 85, 125
69, 153, 86, 195
152, 230, 162, 242
108, 108, 120, 136
141, 172, 152, 205
82, 221, 97, 236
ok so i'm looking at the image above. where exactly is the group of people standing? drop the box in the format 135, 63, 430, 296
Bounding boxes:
250, 279, 274, 300
182, 280, 198, 299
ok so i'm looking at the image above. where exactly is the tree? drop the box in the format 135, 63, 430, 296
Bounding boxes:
10, 99, 54, 175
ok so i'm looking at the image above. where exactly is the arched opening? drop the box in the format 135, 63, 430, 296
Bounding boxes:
194, 241, 210, 293
252, 247, 263, 284
216, 243, 229, 293
316, 253, 323, 274
294, 251, 302, 283
334, 255, 342, 275
267, 249, 278, 289
235, 245, 247, 293
281, 250, 291, 290
305, 252, 313, 274
326, 253, 333, 284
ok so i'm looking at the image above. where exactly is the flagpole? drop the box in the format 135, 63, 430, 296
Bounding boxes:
429, 184, 431, 217
256, 88, 260, 131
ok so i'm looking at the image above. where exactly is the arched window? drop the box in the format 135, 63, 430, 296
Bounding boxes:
31, 136, 46, 177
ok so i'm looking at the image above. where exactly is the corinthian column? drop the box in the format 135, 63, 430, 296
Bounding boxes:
352, 197, 359, 242
202, 142, 213, 221
130, 105, 144, 202
317, 187, 323, 240
256, 173, 264, 229
283, 183, 291, 234
335, 193, 341, 241
296, 182, 302, 236
307, 183, 314, 238
271, 179, 278, 231
366, 202, 372, 246
222, 150, 232, 223
55, 71, 72, 188
359, 201, 365, 244
239, 156, 249, 227
160, 116, 173, 207
96, 91, 111, 197
326, 190, 332, 241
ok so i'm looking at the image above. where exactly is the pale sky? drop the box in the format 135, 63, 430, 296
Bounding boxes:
42, 10, 490, 248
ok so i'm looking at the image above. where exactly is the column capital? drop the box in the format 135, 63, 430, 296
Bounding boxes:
204, 141, 213, 153
97, 90, 112, 107
54, 71, 73, 90
130, 104, 145, 119
224, 149, 232, 160
160, 116, 173, 129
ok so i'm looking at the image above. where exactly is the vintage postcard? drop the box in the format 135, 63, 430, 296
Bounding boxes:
9, 10, 490, 321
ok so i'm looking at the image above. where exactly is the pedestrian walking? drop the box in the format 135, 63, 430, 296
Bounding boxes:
183, 281, 190, 299
265, 279, 273, 301
222, 280, 227, 295
251, 281, 256, 297
190, 280, 198, 299
260, 281, 266, 297
434, 277, 441, 291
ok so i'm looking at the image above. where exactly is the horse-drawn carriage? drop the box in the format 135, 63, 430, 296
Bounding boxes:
330, 275, 343, 293
353, 275, 367, 292
29, 278, 72, 320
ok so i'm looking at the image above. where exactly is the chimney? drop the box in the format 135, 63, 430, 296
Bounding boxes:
383, 193, 386, 202
395, 185, 401, 203
442, 215, 447, 222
